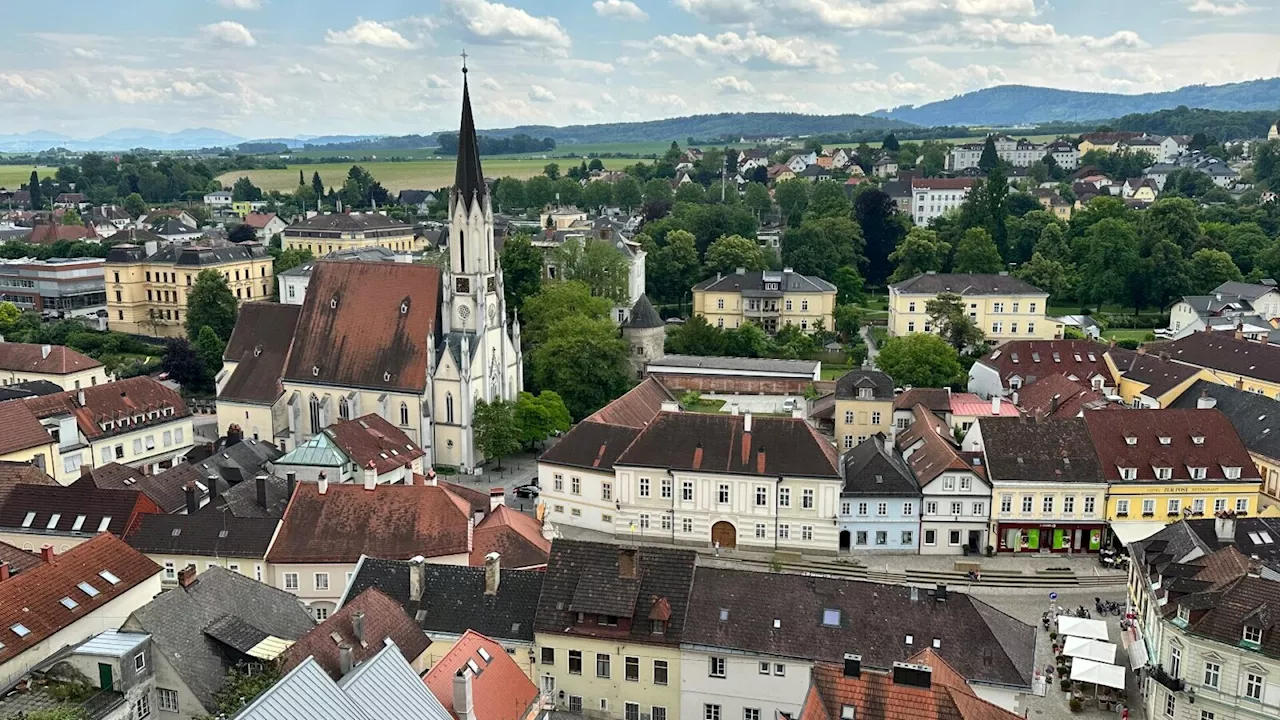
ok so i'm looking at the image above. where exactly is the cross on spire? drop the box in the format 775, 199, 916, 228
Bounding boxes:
461, 50, 468, 74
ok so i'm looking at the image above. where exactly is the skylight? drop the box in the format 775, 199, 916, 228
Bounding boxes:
478, 647, 492, 663
46, 513, 61, 530
11, 624, 30, 637
72, 515, 86, 531
60, 597, 79, 610
822, 609, 841, 627
21, 512, 35, 528
97, 517, 112, 532
99, 570, 121, 585
77, 582, 100, 597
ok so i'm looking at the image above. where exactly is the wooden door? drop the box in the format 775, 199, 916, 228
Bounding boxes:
711, 521, 737, 549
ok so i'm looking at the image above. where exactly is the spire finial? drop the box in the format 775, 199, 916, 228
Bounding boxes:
461, 49, 468, 74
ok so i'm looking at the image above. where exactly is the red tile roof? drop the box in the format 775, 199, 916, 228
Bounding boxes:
22, 376, 191, 442
326, 414, 425, 475
0, 481, 163, 538
266, 481, 473, 564
424, 630, 540, 720
807, 655, 1021, 720
1082, 409, 1260, 483
471, 505, 550, 569
896, 405, 981, 485
219, 302, 301, 405
0, 539, 44, 576
0, 342, 102, 376
0, 533, 161, 666
1014, 374, 1115, 418
280, 587, 432, 680
949, 393, 1020, 418
585, 377, 674, 428
242, 212, 280, 229
975, 340, 1119, 386
893, 387, 952, 413
0, 462, 57, 492
0, 400, 53, 455
27, 224, 98, 246
539, 378, 676, 472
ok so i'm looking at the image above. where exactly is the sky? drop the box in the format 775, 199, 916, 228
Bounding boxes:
2, 0, 1279, 139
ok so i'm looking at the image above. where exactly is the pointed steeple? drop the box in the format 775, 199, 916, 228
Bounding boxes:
453, 56, 486, 211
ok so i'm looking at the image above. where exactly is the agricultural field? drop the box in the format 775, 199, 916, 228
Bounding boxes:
0, 165, 54, 189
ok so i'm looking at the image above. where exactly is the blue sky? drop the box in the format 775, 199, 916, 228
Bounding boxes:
2, 0, 1278, 138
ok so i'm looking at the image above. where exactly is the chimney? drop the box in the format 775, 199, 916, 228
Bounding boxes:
618, 548, 638, 579
363, 460, 377, 490
226, 424, 242, 446
41, 344, 51, 359
484, 552, 501, 596
409, 556, 426, 602
744, 412, 753, 433
178, 563, 197, 588
843, 654, 862, 678
318, 471, 328, 495
1215, 515, 1237, 544
351, 611, 366, 645
339, 644, 354, 676
730, 403, 739, 416
255, 474, 268, 509
40, 545, 54, 563
991, 395, 1001, 415
425, 469, 438, 486
0, 561, 9, 582
286, 471, 297, 500
184, 482, 198, 514
76, 389, 86, 407
489, 488, 505, 511
80, 465, 94, 482
208, 474, 219, 503
756, 446, 767, 475
453, 669, 475, 720
1197, 389, 1217, 410
1049, 395, 1060, 415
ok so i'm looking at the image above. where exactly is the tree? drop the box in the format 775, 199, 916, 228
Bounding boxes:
499, 233, 543, 314
543, 163, 561, 180
614, 176, 642, 211
723, 322, 773, 358
977, 136, 1000, 174
647, 229, 701, 305
855, 189, 907, 286
0, 301, 21, 334
1189, 248, 1243, 293
473, 399, 521, 469
494, 177, 525, 212
704, 234, 768, 275
272, 247, 313, 277
952, 228, 1004, 273
876, 333, 963, 388
228, 224, 258, 244
514, 390, 572, 449
194, 325, 226, 380
1142, 240, 1193, 309
1190, 132, 1210, 151
123, 192, 147, 218
832, 266, 865, 305
833, 304, 862, 341
231, 176, 262, 202
1033, 222, 1072, 264
1014, 252, 1073, 299
1140, 197, 1203, 254
925, 292, 985, 351
642, 178, 674, 219
675, 182, 706, 204
1077, 218, 1140, 308
744, 182, 771, 217
581, 180, 613, 213
803, 138, 824, 154
781, 216, 862, 279
555, 238, 630, 303
807, 180, 852, 219
554, 177, 581, 208
61, 208, 83, 226
524, 175, 555, 209
888, 228, 950, 282
774, 179, 808, 224
521, 281, 612, 348
883, 133, 900, 152
28, 171, 42, 209
211, 663, 281, 718
665, 314, 725, 356
588, 158, 605, 172
184, 269, 239, 342
530, 314, 631, 420
311, 171, 325, 201
160, 337, 210, 392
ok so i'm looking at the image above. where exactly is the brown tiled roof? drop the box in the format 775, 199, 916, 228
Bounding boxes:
27, 223, 98, 245
22, 376, 191, 441
0, 400, 53, 455
471, 505, 550, 569
1183, 572, 1280, 656
281, 587, 431, 681
0, 533, 161, 666
442, 481, 490, 517
424, 630, 539, 720
242, 212, 279, 229
975, 417, 1105, 483
893, 387, 952, 413
1082, 409, 1260, 483
283, 262, 441, 393
1014, 374, 1114, 418
1116, 352, 1202, 399
326, 414, 425, 475
896, 406, 980, 486
974, 340, 1116, 385
0, 482, 163, 538
219, 302, 301, 404
808, 661, 1022, 720
614, 412, 840, 478
0, 539, 44, 575
0, 461, 56, 491
585, 377, 674, 428
1160, 332, 1280, 385
80, 462, 215, 515
538, 422, 643, 472
265, 481, 472, 564
0, 342, 102, 375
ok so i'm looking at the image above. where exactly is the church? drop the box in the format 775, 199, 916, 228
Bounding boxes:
215, 67, 523, 472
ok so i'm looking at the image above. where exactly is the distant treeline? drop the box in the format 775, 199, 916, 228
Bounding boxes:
302, 134, 435, 152
434, 133, 556, 156
1106, 106, 1279, 141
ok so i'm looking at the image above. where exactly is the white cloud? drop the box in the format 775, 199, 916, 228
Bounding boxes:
0, 73, 46, 98
673, 0, 1039, 30
593, 0, 648, 21
651, 30, 839, 70
481, 77, 503, 91
424, 74, 454, 89
285, 64, 312, 76
1185, 0, 1254, 15
325, 19, 413, 49
528, 84, 557, 102
671, 0, 758, 24
202, 21, 257, 47
599, 92, 617, 105
923, 19, 1144, 49
216, 0, 262, 9
71, 47, 101, 60
560, 58, 616, 74
711, 75, 755, 94
317, 71, 338, 83
440, 0, 571, 55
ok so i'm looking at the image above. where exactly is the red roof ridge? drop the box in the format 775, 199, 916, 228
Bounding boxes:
424, 629, 539, 720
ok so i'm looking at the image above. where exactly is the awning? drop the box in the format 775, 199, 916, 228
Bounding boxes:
1063, 636, 1117, 664
1070, 658, 1126, 690
1059, 616, 1110, 641
1109, 521, 1164, 546
1121, 624, 1149, 670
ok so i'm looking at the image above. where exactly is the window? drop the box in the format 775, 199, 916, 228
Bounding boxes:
1043, 496, 1054, 514
553, 474, 564, 491
568, 650, 582, 674
902, 501, 915, 516
626, 703, 640, 720
1243, 625, 1262, 644
283, 573, 298, 590
1215, 498, 1227, 512
785, 300, 792, 311
639, 477, 650, 497
1237, 497, 1249, 512
909, 302, 916, 312
314, 573, 329, 591
567, 696, 581, 713
902, 530, 914, 545
943, 477, 955, 491
993, 302, 1004, 313
1143, 499, 1156, 514
924, 530, 936, 546
684, 518, 694, 533
857, 502, 868, 516
661, 478, 672, 498
875, 531, 887, 545
1121, 467, 1137, 480
653, 708, 667, 720
744, 710, 760, 720
877, 502, 888, 516
163, 561, 176, 581
1116, 499, 1130, 515
1156, 467, 1172, 480
661, 514, 672, 531
1169, 646, 1181, 679
1190, 467, 1206, 480
1200, 712, 1215, 720
682, 481, 694, 501
1021, 495, 1033, 512
158, 689, 179, 713
1163, 693, 1174, 719
950, 501, 962, 515
845, 410, 854, 424
871, 411, 881, 425
399, 402, 410, 426
841, 501, 851, 516
571, 477, 581, 495
754, 523, 766, 538
1168, 498, 1181, 515
959, 477, 971, 491
705, 705, 721, 720
1203, 661, 1219, 688
1000, 495, 1013, 513
135, 694, 151, 719
639, 514, 650, 530
907, 322, 915, 333
596, 653, 610, 678
654, 659, 669, 685
718, 484, 730, 504
925, 501, 937, 515
949, 530, 961, 546
802, 489, 814, 509
801, 300, 809, 311
1246, 673, 1263, 700
774, 663, 786, 676
541, 648, 555, 665
1084, 496, 1096, 514
855, 531, 867, 545
709, 656, 726, 678
802, 525, 814, 541
314, 607, 329, 620
601, 482, 612, 501
756, 486, 768, 507
625, 656, 640, 682
717, 298, 724, 309
778, 524, 790, 540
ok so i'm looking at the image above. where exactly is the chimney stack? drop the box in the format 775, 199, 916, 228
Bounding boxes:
489, 488, 505, 512
618, 548, 638, 579
76, 389, 86, 407
991, 395, 1001, 415
178, 563, 197, 588
40, 545, 54, 563
286, 471, 297, 500
363, 460, 377, 490
184, 482, 198, 514
409, 556, 426, 602
226, 424, 243, 446
255, 474, 268, 509
453, 670, 475, 720
842, 654, 862, 678
1215, 514, 1237, 544
339, 644, 354, 676
0, 561, 9, 582
484, 552, 501, 596
1197, 389, 1217, 410
208, 474, 219, 503
744, 412, 753, 433
318, 471, 328, 495
352, 611, 366, 644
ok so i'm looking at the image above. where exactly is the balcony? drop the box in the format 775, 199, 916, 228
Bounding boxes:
1149, 665, 1185, 693
744, 305, 781, 318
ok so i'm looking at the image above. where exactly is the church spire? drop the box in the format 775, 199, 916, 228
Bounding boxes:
453, 52, 486, 210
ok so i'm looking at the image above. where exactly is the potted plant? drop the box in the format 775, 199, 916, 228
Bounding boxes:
1049, 631, 1058, 641
985, 545, 995, 557
1069, 698, 1083, 713
1060, 678, 1071, 692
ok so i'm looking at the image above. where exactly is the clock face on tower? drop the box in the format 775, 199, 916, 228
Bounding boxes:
487, 303, 497, 322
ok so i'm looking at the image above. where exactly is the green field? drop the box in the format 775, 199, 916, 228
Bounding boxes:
0, 165, 54, 189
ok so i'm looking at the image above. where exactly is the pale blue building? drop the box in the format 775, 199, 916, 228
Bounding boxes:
838, 434, 922, 553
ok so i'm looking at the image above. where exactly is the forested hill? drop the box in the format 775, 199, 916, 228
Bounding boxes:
871, 78, 1280, 126
474, 112, 915, 144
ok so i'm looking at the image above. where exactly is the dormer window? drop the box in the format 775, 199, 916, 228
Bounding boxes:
1192, 436, 1205, 445
1243, 625, 1263, 644
400, 300, 410, 314
330, 295, 339, 309
1121, 467, 1138, 481
1155, 467, 1172, 481
1176, 605, 1189, 623
312, 366, 320, 376
1190, 467, 1207, 480
1223, 466, 1241, 480
650, 619, 666, 635
1158, 436, 1171, 445
857, 388, 873, 400
1125, 436, 1137, 446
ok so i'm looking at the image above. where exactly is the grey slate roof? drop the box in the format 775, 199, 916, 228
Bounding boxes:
125, 508, 279, 558
213, 473, 292, 518
1168, 380, 1280, 461
626, 294, 663, 329
834, 369, 895, 400
648, 353, 819, 377
1213, 280, 1277, 300
976, 417, 1105, 483
890, 273, 1047, 296
342, 556, 543, 642
124, 566, 316, 714
840, 434, 921, 497
278, 246, 402, 278
693, 269, 835, 294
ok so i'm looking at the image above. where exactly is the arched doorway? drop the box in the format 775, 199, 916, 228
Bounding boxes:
711, 521, 737, 550
839, 530, 851, 552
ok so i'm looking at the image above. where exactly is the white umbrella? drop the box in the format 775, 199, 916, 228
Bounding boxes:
1070, 658, 1126, 691
1058, 616, 1110, 641
1063, 636, 1118, 664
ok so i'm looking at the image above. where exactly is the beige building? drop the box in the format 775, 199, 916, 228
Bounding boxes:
692, 268, 836, 334
104, 241, 273, 338
123, 509, 279, 587
888, 272, 1059, 345
281, 212, 421, 254
0, 400, 58, 472
831, 369, 895, 451
0, 342, 110, 390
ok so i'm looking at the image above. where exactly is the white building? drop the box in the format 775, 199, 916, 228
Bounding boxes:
203, 191, 233, 209
910, 178, 976, 226
1167, 280, 1280, 339
946, 135, 1079, 172
896, 405, 991, 555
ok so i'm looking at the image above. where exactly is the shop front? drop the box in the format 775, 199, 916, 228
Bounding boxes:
995, 522, 1104, 553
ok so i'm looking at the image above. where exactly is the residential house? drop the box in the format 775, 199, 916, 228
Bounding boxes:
189, 429, 283, 487
104, 241, 273, 337
121, 565, 316, 720
203, 190, 232, 210
0, 398, 58, 474
53, 193, 88, 210
85, 204, 133, 237
424, 629, 543, 720
534, 541, 697, 720
215, 303, 302, 446
1108, 349, 1208, 408
149, 218, 202, 243
264, 476, 475, 618
891, 387, 953, 435
0, 256, 107, 319
1121, 177, 1160, 201
75, 461, 221, 515
895, 406, 991, 555
831, 369, 895, 451
0, 342, 109, 390
342, 554, 544, 679
230, 200, 267, 218
680, 567, 1036, 717
947, 135, 1076, 172
241, 212, 288, 242
124, 507, 279, 586
0, 480, 162, 553
693, 268, 836, 334
281, 587, 431, 678
1167, 280, 1280, 339
798, 164, 831, 182
27, 222, 98, 246
1047, 140, 1081, 169
1159, 332, 1280, 399
947, 393, 1020, 436
532, 214, 647, 324
872, 156, 898, 178
767, 165, 796, 183
1012, 373, 1116, 419
1169, 381, 1280, 503
786, 153, 815, 173
273, 412, 426, 486
0, 629, 156, 720
281, 212, 422, 254
0, 460, 56, 497
962, 417, 1108, 553
1082, 409, 1264, 546
397, 189, 438, 213
0, 533, 163, 691
471, 503, 551, 570
1077, 132, 1144, 154
838, 435, 921, 553
275, 245, 408, 306
968, 339, 1121, 399
889, 273, 1058, 345
909, 178, 975, 226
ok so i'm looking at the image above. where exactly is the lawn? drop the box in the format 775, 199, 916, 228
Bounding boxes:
1101, 329, 1155, 342
684, 398, 726, 414
822, 364, 855, 381
0, 165, 55, 189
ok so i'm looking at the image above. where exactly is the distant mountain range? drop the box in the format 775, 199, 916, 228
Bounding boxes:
871, 78, 1280, 126
0, 127, 246, 153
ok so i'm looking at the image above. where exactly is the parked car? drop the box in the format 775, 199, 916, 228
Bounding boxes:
514, 483, 539, 498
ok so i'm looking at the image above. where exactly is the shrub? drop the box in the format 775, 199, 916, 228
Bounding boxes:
1060, 678, 1071, 692
1069, 698, 1083, 712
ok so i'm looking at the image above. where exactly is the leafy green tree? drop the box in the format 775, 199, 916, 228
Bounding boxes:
554, 177, 581, 208
0, 301, 22, 333
977, 136, 1000, 173
211, 663, 281, 718
581, 180, 613, 213
228, 224, 258, 243
774, 179, 809, 224
640, 202, 757, 258
876, 333, 963, 388
704, 234, 768, 275
588, 158, 605, 172
194, 325, 225, 380
675, 182, 706, 204
272, 247, 313, 277
665, 314, 725, 356
614, 176, 642, 211
60, 208, 82, 226
554, 238, 630, 303
524, 175, 555, 210
1140, 197, 1203, 254
980, 167, 1010, 257
160, 337, 210, 392
1007, 210, 1062, 264
1141, 239, 1192, 310
952, 228, 1004, 273
231, 176, 263, 202
494, 177, 525, 212
1253, 240, 1280, 281
807, 180, 852, 219
473, 399, 521, 469
1033, 222, 1072, 264
723, 322, 773, 358
648, 229, 702, 305
1189, 248, 1243, 293
642, 178, 674, 219
184, 269, 238, 342
530, 314, 631, 420
28, 171, 44, 209
521, 280, 612, 348
883, 133, 900, 152
832, 266, 865, 305
1223, 223, 1271, 273
1014, 252, 1074, 299
833, 304, 862, 341
543, 163, 560, 180
781, 216, 863, 279
888, 228, 950, 282
499, 233, 543, 314
123, 192, 147, 218
855, 188, 907, 286
1077, 218, 1140, 308
514, 390, 572, 449
744, 182, 772, 217
925, 292, 985, 351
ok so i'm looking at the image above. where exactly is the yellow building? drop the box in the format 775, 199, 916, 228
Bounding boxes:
0, 342, 110, 391
0, 400, 58, 472
831, 369, 895, 451
231, 201, 254, 218
1168, 380, 1280, 505
282, 212, 422, 254
888, 272, 1060, 345
1105, 350, 1212, 408
1154, 332, 1280, 399
123, 511, 277, 587
692, 268, 836, 334
105, 242, 274, 338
